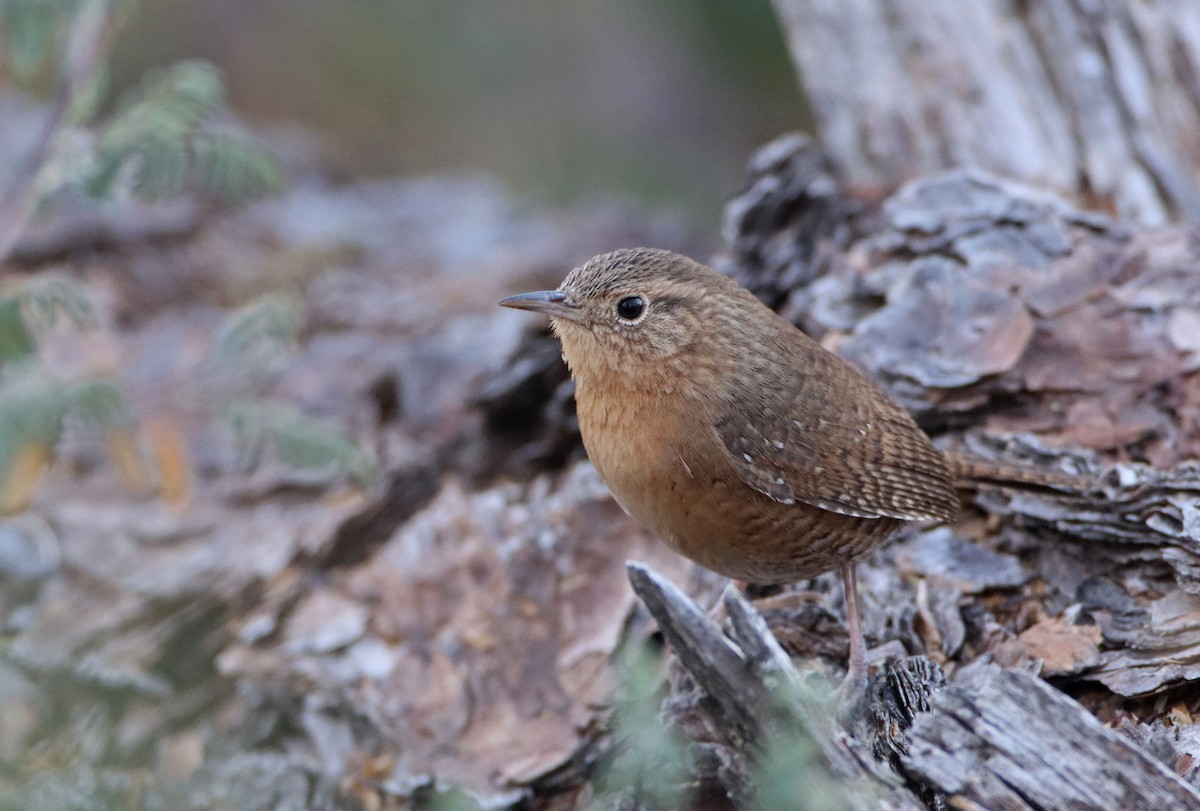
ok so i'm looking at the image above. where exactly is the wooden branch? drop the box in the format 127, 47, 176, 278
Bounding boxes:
902, 666, 1200, 809
625, 563, 764, 749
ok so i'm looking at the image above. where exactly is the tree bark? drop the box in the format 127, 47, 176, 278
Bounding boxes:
770, 0, 1200, 224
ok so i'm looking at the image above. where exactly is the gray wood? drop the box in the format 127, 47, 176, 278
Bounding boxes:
626, 562, 927, 810
630, 561, 1200, 810
903, 666, 1200, 809
771, 0, 1200, 224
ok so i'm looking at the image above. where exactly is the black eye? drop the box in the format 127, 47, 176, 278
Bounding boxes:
616, 295, 645, 321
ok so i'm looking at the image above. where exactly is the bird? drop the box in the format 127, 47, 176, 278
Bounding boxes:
499, 247, 960, 687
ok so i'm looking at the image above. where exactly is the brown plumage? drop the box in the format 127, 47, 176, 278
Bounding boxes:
500, 247, 960, 683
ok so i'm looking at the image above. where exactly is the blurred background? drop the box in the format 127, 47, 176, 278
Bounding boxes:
0, 5, 813, 802
110, 0, 807, 228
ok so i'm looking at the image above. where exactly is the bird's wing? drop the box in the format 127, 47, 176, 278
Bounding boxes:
714, 344, 958, 522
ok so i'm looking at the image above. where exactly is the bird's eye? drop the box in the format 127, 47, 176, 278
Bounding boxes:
615, 295, 645, 322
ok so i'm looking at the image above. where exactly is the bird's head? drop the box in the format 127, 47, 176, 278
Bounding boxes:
500, 248, 748, 390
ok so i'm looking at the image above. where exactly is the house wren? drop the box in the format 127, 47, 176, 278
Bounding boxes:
500, 248, 959, 683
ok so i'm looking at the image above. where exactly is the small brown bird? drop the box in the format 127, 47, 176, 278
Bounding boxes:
500, 248, 959, 684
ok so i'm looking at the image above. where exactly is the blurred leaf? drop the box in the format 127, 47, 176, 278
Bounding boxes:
81, 58, 284, 205
593, 642, 692, 810
224, 400, 381, 490
0, 375, 66, 510
0, 372, 127, 510
206, 293, 302, 391
85, 59, 222, 199
101, 59, 224, 146
190, 131, 286, 203
750, 680, 858, 811
1, 0, 63, 79
0, 296, 36, 364
128, 135, 190, 198
0, 374, 65, 450
17, 273, 97, 333
61, 377, 126, 426
0, 275, 95, 365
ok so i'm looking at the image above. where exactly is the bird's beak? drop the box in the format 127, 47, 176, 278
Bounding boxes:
498, 290, 587, 324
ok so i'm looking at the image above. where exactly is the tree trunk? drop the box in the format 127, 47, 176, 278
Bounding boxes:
770, 0, 1200, 224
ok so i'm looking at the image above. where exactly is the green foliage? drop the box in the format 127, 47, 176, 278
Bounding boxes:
0, 3, 364, 507
0, 281, 379, 502
206, 294, 381, 489
223, 400, 381, 491
593, 643, 693, 810
0, 274, 121, 499
3, 3, 285, 216
209, 292, 302, 381
590, 643, 862, 811
188, 131, 286, 203
1, 0, 139, 81
749, 681, 856, 811
0, 274, 94, 364
13, 273, 96, 331
103, 58, 224, 141
420, 786, 483, 811
83, 60, 285, 204
0, 371, 127, 477
1, 0, 70, 79
0, 296, 35, 364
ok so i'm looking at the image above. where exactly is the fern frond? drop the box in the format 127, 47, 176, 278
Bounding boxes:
61, 377, 125, 426
0, 373, 126, 511
85, 59, 223, 200
126, 136, 191, 199
223, 400, 380, 490
210, 292, 301, 374
0, 275, 96, 364
82, 60, 284, 204
14, 273, 97, 333
189, 132, 286, 203
101, 59, 225, 147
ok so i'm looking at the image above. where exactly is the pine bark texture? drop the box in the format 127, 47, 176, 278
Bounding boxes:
771, 0, 1200, 224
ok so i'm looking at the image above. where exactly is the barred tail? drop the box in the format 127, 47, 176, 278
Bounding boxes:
945, 450, 1091, 492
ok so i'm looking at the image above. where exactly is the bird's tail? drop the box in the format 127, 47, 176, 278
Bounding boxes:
944, 450, 1091, 493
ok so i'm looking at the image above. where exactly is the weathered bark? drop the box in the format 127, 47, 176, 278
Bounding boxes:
770, 0, 1200, 224
629, 562, 1200, 811
627, 563, 927, 810
903, 667, 1200, 809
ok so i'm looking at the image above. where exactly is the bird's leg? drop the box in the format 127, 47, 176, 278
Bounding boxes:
841, 564, 867, 690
